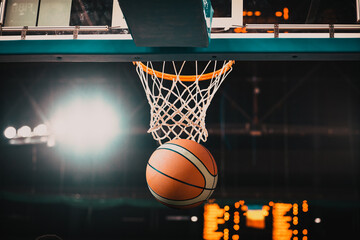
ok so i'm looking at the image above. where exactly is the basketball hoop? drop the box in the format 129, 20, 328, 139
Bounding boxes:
134, 60, 235, 144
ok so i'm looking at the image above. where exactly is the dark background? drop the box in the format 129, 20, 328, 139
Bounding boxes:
0, 0, 360, 239
0, 61, 359, 239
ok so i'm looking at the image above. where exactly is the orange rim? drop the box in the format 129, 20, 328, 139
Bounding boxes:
133, 61, 235, 82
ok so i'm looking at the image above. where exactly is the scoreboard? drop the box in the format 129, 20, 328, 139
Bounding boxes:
204, 200, 309, 240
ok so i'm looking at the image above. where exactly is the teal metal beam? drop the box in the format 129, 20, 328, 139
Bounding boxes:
0, 38, 359, 62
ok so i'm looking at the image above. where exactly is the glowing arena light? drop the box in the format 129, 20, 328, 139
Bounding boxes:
4, 126, 17, 139
33, 124, 48, 136
191, 216, 198, 222
18, 126, 32, 138
51, 95, 120, 153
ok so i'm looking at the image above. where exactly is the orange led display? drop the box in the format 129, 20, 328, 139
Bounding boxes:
273, 8, 290, 20
246, 209, 266, 229
283, 7, 289, 20
224, 212, 230, 221
293, 216, 299, 225
243, 8, 290, 20
224, 228, 229, 240
234, 27, 247, 33
302, 201, 308, 212
203, 203, 224, 240
243, 11, 261, 17
204, 200, 309, 240
262, 205, 270, 217
234, 211, 240, 224
272, 203, 293, 240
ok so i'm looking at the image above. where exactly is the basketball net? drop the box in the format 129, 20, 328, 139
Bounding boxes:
134, 60, 235, 144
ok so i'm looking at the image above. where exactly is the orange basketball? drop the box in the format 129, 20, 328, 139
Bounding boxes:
146, 139, 218, 209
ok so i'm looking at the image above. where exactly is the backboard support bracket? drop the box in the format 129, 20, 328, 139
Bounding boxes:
73, 26, 80, 40
21, 26, 28, 40
329, 24, 335, 38
274, 24, 279, 38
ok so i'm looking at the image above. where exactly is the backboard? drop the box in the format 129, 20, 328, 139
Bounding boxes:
112, 0, 243, 29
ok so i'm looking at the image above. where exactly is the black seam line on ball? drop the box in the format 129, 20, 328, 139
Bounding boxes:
200, 145, 217, 192
155, 147, 206, 184
164, 143, 216, 177
148, 163, 214, 191
198, 143, 218, 178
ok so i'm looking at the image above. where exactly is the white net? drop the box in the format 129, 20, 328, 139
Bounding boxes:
134, 60, 234, 145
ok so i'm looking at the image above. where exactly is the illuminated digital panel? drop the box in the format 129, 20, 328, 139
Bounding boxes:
243, 7, 290, 21
272, 203, 292, 240
203, 200, 309, 240
203, 203, 225, 240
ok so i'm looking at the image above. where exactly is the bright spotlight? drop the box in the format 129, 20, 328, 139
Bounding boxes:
18, 126, 31, 138
34, 124, 48, 136
4, 126, 17, 139
314, 217, 321, 223
51, 95, 120, 153
191, 216, 198, 222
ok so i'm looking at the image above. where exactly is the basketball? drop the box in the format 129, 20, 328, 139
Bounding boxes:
146, 139, 218, 209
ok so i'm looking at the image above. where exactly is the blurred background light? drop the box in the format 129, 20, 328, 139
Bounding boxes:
47, 135, 56, 147
191, 216, 198, 222
33, 124, 48, 136
4, 126, 17, 139
50, 93, 121, 154
18, 126, 31, 138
